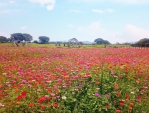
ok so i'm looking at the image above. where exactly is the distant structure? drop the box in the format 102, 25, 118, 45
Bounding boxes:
68, 38, 81, 47
55, 41, 62, 47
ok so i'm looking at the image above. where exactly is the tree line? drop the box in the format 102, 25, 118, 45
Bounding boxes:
0, 33, 50, 44
1, 33, 149, 46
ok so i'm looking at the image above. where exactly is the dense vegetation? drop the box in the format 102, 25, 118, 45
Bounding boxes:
0, 44, 149, 113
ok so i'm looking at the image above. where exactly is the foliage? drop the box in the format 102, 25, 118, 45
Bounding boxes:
136, 38, 149, 44
11, 33, 33, 41
23, 33, 33, 41
33, 40, 38, 43
94, 38, 111, 44
39, 36, 50, 44
0, 45, 149, 113
132, 38, 149, 47
0, 36, 8, 43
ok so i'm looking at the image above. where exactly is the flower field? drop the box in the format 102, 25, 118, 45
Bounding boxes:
0, 45, 149, 113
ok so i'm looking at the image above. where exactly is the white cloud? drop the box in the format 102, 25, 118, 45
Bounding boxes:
122, 24, 149, 41
0, 31, 10, 38
106, 24, 149, 43
21, 26, 27, 29
47, 4, 54, 10
78, 22, 106, 37
29, 0, 56, 11
92, 9, 103, 13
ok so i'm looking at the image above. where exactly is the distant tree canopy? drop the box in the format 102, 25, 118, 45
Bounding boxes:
33, 40, 38, 43
136, 38, 149, 45
131, 38, 149, 47
94, 38, 111, 44
11, 33, 33, 42
132, 38, 149, 47
0, 36, 8, 43
39, 36, 50, 44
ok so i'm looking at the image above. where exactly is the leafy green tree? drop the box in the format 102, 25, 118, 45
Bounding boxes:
136, 38, 149, 44
33, 40, 38, 43
94, 38, 111, 44
11, 33, 33, 41
23, 33, 33, 41
0, 36, 8, 43
39, 36, 50, 44
133, 38, 149, 47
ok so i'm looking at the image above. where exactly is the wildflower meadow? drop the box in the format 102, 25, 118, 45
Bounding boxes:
0, 45, 149, 113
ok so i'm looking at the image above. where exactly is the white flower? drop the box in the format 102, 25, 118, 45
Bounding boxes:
62, 96, 66, 100
131, 91, 135, 94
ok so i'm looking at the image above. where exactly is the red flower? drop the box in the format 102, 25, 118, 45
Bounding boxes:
17, 95, 22, 101
105, 104, 109, 108
116, 92, 121, 96
119, 102, 124, 107
21, 91, 27, 96
53, 103, 58, 108
21, 91, 27, 98
29, 103, 34, 107
47, 88, 52, 92
116, 109, 121, 113
125, 94, 130, 99
38, 97, 46, 103
40, 105, 45, 110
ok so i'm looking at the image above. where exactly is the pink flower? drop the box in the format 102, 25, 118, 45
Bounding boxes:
0, 103, 4, 108
106, 94, 110, 98
94, 93, 100, 97
136, 98, 141, 102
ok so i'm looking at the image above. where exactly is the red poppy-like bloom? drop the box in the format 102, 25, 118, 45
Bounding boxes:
17, 95, 22, 101
105, 104, 109, 108
53, 103, 58, 108
116, 109, 121, 113
21, 91, 27, 96
21, 91, 27, 98
116, 92, 121, 96
29, 103, 34, 107
119, 102, 124, 107
38, 97, 46, 103
125, 94, 130, 99
40, 105, 45, 110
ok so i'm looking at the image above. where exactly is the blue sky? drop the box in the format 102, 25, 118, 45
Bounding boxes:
0, 0, 149, 43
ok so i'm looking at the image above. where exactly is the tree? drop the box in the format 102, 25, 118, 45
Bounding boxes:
39, 36, 50, 44
94, 38, 111, 44
136, 38, 149, 44
0, 36, 8, 43
133, 38, 149, 47
11, 33, 33, 42
33, 40, 38, 43
23, 33, 33, 41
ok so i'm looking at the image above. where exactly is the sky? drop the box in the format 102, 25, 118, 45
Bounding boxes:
0, 0, 149, 43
